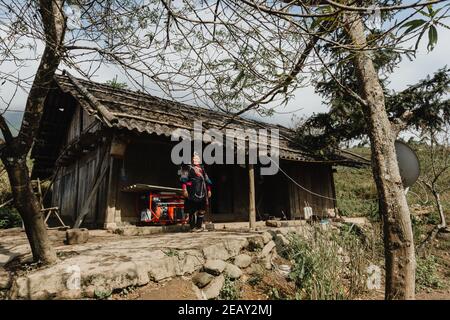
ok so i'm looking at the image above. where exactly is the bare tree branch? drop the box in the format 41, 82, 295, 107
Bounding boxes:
325, 0, 447, 12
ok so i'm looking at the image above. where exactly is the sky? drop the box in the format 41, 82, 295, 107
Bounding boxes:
256, 27, 450, 128
1, 4, 450, 133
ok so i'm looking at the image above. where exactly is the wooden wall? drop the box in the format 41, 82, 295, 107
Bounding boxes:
285, 161, 335, 218
108, 142, 336, 225
51, 104, 336, 228
51, 104, 109, 228
207, 164, 250, 222
66, 105, 100, 145
52, 146, 110, 228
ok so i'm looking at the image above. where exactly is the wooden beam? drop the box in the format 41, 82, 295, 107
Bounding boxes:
248, 164, 256, 230
65, 71, 118, 125
73, 162, 109, 228
73, 145, 110, 228
104, 156, 118, 229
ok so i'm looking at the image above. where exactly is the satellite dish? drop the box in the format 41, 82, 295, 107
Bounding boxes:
395, 140, 420, 188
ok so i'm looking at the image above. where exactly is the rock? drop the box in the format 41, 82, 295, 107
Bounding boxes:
275, 228, 289, 235
224, 239, 249, 257
224, 263, 242, 280
261, 232, 273, 244
201, 274, 225, 300
147, 255, 181, 281
202, 238, 248, 260
204, 259, 226, 275
203, 244, 230, 261
192, 272, 215, 288
66, 228, 89, 245
264, 252, 274, 270
259, 241, 276, 258
0, 269, 11, 289
177, 250, 205, 275
58, 289, 82, 300
266, 220, 281, 228
274, 234, 290, 250
247, 236, 264, 251
341, 217, 370, 225
233, 254, 252, 268
83, 285, 96, 298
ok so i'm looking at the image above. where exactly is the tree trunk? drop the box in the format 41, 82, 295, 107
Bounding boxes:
3, 157, 56, 264
344, 12, 415, 299
0, 0, 65, 265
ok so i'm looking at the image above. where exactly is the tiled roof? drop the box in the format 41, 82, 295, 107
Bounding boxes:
54, 73, 364, 165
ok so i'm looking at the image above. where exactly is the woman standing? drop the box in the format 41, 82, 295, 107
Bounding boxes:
180, 153, 212, 231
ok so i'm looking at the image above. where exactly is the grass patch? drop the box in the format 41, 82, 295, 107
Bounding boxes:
286, 226, 372, 300
164, 249, 179, 257
416, 255, 444, 292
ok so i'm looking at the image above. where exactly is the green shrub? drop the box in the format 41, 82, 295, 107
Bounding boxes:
248, 274, 262, 287
94, 289, 112, 299
286, 227, 370, 300
219, 276, 240, 300
0, 207, 21, 229
416, 255, 444, 291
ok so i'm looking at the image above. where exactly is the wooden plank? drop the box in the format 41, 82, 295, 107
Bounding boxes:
74, 146, 109, 228
74, 161, 109, 228
66, 105, 80, 144
104, 156, 118, 228
293, 167, 301, 218
330, 166, 337, 209
121, 184, 183, 193
248, 164, 256, 230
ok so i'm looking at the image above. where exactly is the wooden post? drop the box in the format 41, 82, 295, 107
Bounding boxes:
248, 164, 256, 230
104, 156, 119, 229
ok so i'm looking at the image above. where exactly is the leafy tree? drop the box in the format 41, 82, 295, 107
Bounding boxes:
105, 75, 128, 89
1, 0, 449, 299
295, 67, 450, 152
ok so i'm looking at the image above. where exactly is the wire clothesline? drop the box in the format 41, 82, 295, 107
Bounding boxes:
269, 158, 379, 203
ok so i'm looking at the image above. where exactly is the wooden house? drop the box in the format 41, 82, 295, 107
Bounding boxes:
30, 73, 363, 229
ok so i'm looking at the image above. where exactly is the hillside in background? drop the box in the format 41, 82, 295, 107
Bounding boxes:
334, 145, 450, 296
0, 112, 22, 138
334, 145, 450, 225
0, 112, 25, 228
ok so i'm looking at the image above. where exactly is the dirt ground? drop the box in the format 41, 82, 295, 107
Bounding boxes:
2, 226, 449, 300
112, 271, 296, 301
113, 234, 450, 301
114, 277, 200, 300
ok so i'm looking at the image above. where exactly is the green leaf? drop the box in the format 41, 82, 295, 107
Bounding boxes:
427, 25, 438, 51
419, 9, 430, 18
401, 19, 427, 35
